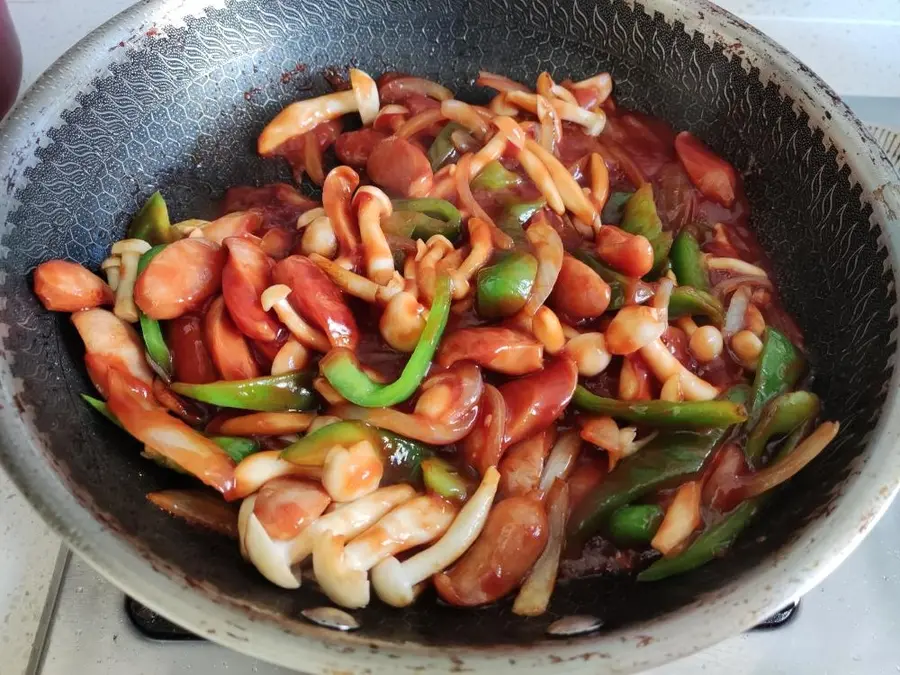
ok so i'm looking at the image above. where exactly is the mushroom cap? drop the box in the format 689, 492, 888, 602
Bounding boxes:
260, 284, 293, 311
349, 69, 379, 126
111, 238, 153, 256
312, 534, 370, 609
239, 495, 301, 590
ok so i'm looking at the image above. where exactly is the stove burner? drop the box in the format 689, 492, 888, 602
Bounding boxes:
751, 600, 800, 630
125, 597, 201, 641
125, 597, 801, 640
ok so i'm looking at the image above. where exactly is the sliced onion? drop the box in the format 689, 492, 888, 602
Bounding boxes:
723, 286, 751, 338
303, 132, 325, 186
395, 108, 446, 138
712, 275, 774, 299
380, 77, 454, 102
476, 70, 530, 93
441, 99, 492, 139
455, 154, 514, 250
538, 430, 582, 491
521, 222, 565, 317
417, 362, 484, 427
595, 138, 647, 187
536, 95, 561, 154
461, 384, 507, 475
333, 404, 479, 445
651, 480, 702, 556
450, 129, 480, 153
147, 490, 239, 538
737, 422, 839, 500
512, 481, 568, 616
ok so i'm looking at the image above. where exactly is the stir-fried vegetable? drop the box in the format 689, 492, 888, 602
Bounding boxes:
668, 286, 724, 324
496, 198, 546, 242
568, 386, 750, 550
476, 251, 538, 318
752, 327, 805, 413
608, 504, 664, 546
389, 198, 462, 240
171, 372, 316, 411
619, 184, 672, 275
471, 160, 522, 191
573, 386, 747, 428
136, 245, 173, 379
427, 121, 465, 170
320, 275, 451, 407
670, 230, 709, 290
36, 66, 837, 613
127, 191, 172, 245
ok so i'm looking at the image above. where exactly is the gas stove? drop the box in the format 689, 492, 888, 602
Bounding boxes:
24, 496, 900, 675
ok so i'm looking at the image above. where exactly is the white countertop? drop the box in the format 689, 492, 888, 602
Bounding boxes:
1, 1, 898, 673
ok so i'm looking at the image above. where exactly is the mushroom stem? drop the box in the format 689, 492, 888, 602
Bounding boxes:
110, 239, 152, 323
260, 284, 331, 352
354, 186, 395, 285
309, 254, 401, 305
101, 256, 122, 292
258, 68, 378, 155
525, 140, 599, 227
640, 339, 719, 401
370, 466, 500, 607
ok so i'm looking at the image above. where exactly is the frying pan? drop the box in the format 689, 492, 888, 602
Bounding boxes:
1, 0, 899, 672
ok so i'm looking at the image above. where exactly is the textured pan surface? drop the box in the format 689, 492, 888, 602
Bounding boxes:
0, 0, 899, 672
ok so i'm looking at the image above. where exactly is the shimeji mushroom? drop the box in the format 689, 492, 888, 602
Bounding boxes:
313, 494, 458, 608
239, 494, 302, 589
321, 439, 384, 502
370, 466, 500, 608
109, 238, 152, 322
640, 339, 719, 401
239, 485, 416, 591
101, 256, 121, 292
232, 450, 322, 500
352, 185, 395, 285
260, 284, 331, 353
258, 69, 379, 155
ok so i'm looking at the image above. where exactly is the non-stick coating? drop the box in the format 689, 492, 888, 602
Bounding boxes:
0, 0, 897, 662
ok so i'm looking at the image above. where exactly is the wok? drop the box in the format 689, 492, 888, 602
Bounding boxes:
1, 0, 899, 672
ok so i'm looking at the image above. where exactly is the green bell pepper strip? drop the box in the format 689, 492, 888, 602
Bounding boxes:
422, 457, 472, 502
136, 245, 173, 379
670, 230, 709, 291
600, 190, 633, 224
81, 394, 123, 428
751, 328, 805, 414
171, 372, 316, 412
566, 386, 750, 552
620, 184, 673, 276
572, 386, 747, 428
637, 500, 758, 581
744, 391, 820, 467
281, 421, 379, 466
496, 198, 546, 243
379, 430, 433, 484
384, 211, 456, 241
471, 160, 522, 192
128, 191, 173, 245
390, 199, 462, 241
573, 250, 628, 310
427, 122, 465, 171
209, 436, 261, 463
608, 504, 664, 546
320, 275, 451, 408
668, 286, 725, 325
476, 251, 538, 319
638, 415, 813, 582
280, 421, 432, 484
